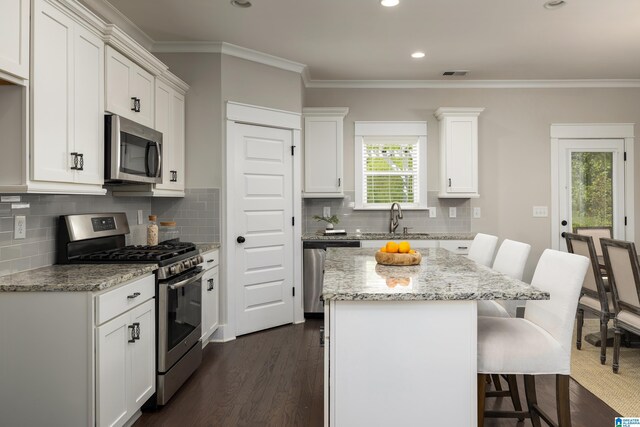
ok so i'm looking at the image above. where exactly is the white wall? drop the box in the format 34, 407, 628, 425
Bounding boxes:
305, 87, 640, 280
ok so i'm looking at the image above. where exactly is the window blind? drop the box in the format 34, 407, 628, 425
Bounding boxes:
362, 136, 420, 205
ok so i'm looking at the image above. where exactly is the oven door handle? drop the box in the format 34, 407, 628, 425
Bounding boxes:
168, 270, 205, 290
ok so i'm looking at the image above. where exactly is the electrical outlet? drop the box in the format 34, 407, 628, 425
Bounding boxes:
429, 208, 437, 218
473, 207, 481, 218
137, 210, 144, 225
348, 202, 355, 208
533, 206, 548, 218
14, 215, 26, 239
449, 207, 457, 218
323, 206, 331, 217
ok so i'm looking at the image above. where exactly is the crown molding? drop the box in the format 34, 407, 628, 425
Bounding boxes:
104, 25, 167, 76
80, 0, 154, 50
152, 41, 308, 76
304, 79, 640, 89
302, 107, 349, 117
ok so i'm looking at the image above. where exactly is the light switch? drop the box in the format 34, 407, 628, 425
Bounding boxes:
449, 207, 457, 218
323, 206, 331, 217
473, 207, 481, 218
533, 206, 548, 218
429, 208, 437, 218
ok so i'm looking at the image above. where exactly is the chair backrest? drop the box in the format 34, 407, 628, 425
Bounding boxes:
600, 238, 640, 314
565, 232, 610, 313
525, 249, 589, 354
575, 227, 612, 257
492, 239, 531, 281
467, 233, 499, 267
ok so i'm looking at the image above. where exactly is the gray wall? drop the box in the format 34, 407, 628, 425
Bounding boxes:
305, 87, 640, 280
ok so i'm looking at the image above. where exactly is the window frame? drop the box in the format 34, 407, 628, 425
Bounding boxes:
354, 121, 428, 210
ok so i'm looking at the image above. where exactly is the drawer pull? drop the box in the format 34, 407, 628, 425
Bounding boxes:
127, 292, 141, 299
457, 246, 468, 250
207, 259, 215, 263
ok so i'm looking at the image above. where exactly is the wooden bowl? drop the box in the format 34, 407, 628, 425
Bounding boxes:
375, 251, 422, 266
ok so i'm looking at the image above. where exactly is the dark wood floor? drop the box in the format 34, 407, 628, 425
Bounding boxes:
135, 319, 619, 427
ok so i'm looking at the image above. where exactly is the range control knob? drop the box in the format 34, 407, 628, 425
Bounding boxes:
170, 265, 178, 275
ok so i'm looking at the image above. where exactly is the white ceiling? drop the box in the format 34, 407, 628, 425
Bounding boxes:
104, 0, 640, 81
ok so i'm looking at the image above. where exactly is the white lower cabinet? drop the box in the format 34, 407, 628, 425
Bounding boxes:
359, 239, 471, 254
97, 298, 155, 427
438, 240, 472, 255
0, 273, 155, 427
199, 249, 220, 346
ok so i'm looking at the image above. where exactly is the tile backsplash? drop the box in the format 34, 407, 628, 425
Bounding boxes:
0, 188, 220, 277
303, 191, 470, 234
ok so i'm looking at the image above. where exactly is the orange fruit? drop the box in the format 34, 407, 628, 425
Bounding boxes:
409, 249, 416, 254
398, 241, 411, 253
386, 241, 399, 253
379, 246, 387, 253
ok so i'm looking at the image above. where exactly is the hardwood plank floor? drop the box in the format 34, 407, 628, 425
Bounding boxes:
135, 319, 619, 427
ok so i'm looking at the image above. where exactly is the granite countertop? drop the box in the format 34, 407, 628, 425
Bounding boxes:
0, 264, 158, 292
302, 232, 476, 241
323, 247, 549, 302
196, 243, 220, 252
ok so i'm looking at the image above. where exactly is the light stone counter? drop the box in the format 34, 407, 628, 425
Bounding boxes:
323, 247, 548, 301
196, 242, 220, 253
0, 264, 158, 292
302, 232, 475, 241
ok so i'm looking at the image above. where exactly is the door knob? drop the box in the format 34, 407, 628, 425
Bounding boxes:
237, 236, 246, 243
561, 232, 567, 238
561, 220, 568, 226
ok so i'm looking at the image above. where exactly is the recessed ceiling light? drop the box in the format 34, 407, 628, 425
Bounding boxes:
544, 0, 566, 9
231, 0, 252, 8
411, 52, 425, 59
381, 0, 400, 7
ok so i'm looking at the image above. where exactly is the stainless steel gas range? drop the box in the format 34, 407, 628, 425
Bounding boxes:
57, 212, 204, 406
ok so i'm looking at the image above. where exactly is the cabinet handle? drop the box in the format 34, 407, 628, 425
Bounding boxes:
448, 178, 452, 188
127, 292, 141, 299
338, 178, 341, 187
207, 259, 214, 263
131, 97, 141, 112
128, 324, 136, 343
137, 98, 141, 112
133, 322, 141, 340
70, 152, 79, 170
458, 246, 468, 250
207, 278, 214, 291
76, 153, 84, 171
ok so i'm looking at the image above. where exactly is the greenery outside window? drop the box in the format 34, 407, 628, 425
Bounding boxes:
355, 122, 427, 210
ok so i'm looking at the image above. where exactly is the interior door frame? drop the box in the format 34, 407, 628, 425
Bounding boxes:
219, 101, 302, 342
550, 123, 635, 250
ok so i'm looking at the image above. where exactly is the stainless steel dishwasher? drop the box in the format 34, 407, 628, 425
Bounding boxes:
303, 240, 361, 316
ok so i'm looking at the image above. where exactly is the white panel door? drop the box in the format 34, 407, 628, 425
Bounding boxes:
131, 66, 155, 128
0, 0, 29, 79
105, 46, 134, 118
128, 299, 155, 411
96, 312, 129, 427
235, 124, 294, 336
446, 118, 476, 193
73, 26, 104, 185
31, 0, 75, 183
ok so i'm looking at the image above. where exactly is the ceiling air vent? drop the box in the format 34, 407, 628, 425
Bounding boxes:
442, 70, 468, 76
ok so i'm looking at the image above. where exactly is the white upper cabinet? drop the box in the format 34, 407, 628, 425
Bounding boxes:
153, 78, 185, 194
435, 107, 484, 198
31, 0, 105, 191
0, 0, 29, 81
106, 45, 155, 128
303, 107, 349, 198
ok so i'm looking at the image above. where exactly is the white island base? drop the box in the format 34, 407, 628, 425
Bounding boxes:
325, 300, 478, 426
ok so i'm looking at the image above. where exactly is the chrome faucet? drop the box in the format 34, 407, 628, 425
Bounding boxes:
389, 202, 403, 234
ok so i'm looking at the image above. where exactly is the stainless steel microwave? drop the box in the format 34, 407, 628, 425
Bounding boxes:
105, 115, 163, 184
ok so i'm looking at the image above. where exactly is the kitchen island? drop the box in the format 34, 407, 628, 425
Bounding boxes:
322, 247, 549, 427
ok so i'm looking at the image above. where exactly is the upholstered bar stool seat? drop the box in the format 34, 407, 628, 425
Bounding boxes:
477, 300, 509, 318
468, 233, 499, 267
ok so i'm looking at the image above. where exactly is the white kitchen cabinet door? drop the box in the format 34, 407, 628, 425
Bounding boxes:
96, 310, 130, 427
32, 0, 105, 188
201, 266, 219, 345
435, 108, 484, 198
31, 0, 75, 183
438, 240, 473, 255
0, 0, 29, 80
359, 240, 439, 249
128, 299, 156, 412
105, 46, 155, 128
73, 25, 104, 185
303, 107, 348, 198
155, 80, 185, 192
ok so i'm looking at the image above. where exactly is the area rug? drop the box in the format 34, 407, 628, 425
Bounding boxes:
571, 319, 640, 416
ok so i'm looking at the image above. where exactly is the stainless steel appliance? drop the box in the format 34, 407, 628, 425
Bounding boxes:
105, 115, 163, 184
57, 213, 204, 406
303, 240, 361, 316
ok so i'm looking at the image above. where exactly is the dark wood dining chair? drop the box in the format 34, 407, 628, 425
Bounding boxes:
565, 233, 613, 364
600, 238, 640, 373
575, 227, 612, 258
